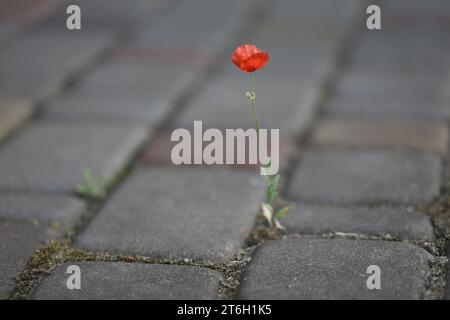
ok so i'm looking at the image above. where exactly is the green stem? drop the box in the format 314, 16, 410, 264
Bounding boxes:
249, 72, 261, 133
248, 72, 270, 189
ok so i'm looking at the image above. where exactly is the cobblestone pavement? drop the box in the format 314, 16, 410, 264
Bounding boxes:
1, 0, 450, 300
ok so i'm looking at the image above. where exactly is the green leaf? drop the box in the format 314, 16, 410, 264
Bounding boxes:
268, 175, 280, 204
275, 207, 289, 219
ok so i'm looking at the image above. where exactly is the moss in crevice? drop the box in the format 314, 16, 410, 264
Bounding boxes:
10, 239, 250, 300
216, 246, 256, 299
10, 240, 92, 299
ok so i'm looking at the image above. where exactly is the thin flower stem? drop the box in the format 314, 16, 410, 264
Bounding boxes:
248, 72, 270, 189
249, 72, 261, 133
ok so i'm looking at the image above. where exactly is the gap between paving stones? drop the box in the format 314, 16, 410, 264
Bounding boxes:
280, 2, 367, 195
0, 105, 37, 154
9, 231, 444, 300
8, 239, 258, 300
422, 155, 450, 299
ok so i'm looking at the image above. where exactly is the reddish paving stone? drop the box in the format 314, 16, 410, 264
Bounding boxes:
311, 120, 448, 155
138, 133, 175, 166
0, 100, 33, 142
138, 132, 297, 171
0, 0, 59, 25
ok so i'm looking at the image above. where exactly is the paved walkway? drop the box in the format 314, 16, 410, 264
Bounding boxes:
0, 0, 450, 300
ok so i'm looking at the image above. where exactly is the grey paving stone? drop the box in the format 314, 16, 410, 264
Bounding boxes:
61, 60, 198, 98
344, 60, 450, 83
238, 238, 432, 299
266, 0, 361, 30
250, 40, 339, 81
335, 71, 447, 97
173, 67, 321, 135
349, 36, 449, 73
323, 91, 449, 121
283, 205, 435, 241
252, 24, 343, 47
0, 193, 86, 238
344, 29, 450, 76
129, 0, 254, 57
349, 53, 449, 76
0, 122, 148, 193
383, 0, 450, 16
32, 261, 221, 300
46, 0, 166, 29
44, 60, 198, 124
0, 99, 33, 142
0, 24, 15, 44
288, 150, 441, 205
45, 96, 171, 126
380, 17, 450, 40
0, 219, 48, 300
76, 168, 265, 262
0, 27, 114, 99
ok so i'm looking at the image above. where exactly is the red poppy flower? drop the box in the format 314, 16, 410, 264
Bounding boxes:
232, 44, 269, 73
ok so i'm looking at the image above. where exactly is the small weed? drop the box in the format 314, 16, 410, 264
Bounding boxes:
76, 169, 106, 199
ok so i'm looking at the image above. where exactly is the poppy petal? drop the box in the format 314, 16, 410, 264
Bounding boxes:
241, 52, 270, 72
231, 44, 269, 72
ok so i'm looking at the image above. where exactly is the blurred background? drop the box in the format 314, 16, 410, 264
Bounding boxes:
0, 0, 450, 300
